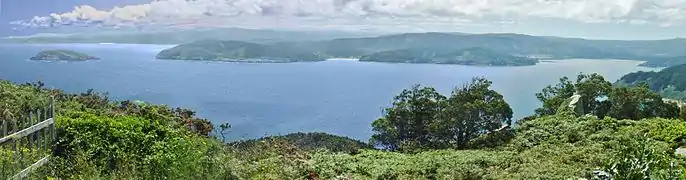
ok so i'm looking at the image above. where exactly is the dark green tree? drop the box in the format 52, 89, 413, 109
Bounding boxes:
535, 73, 682, 120
607, 83, 680, 120
535, 76, 575, 116
371, 78, 514, 151
535, 73, 612, 117
370, 85, 446, 151
432, 77, 513, 149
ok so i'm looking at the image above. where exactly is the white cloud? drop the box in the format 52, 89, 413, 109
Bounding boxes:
12, 0, 686, 31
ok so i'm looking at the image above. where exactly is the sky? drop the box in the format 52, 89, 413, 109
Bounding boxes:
3, 0, 686, 40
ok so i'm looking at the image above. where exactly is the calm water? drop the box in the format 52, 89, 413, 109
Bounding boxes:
0, 43, 660, 140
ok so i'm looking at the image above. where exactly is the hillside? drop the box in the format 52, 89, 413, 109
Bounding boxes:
156, 40, 326, 62
639, 56, 686, 67
359, 47, 538, 66
617, 63, 686, 100
3, 74, 686, 179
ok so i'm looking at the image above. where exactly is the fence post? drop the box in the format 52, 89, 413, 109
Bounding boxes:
13, 116, 18, 176
29, 111, 34, 159
2, 119, 6, 179
51, 97, 55, 143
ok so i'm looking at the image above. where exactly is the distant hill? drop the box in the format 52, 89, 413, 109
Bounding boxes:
156, 40, 326, 62
283, 33, 667, 60
1, 28, 377, 44
617, 64, 686, 100
359, 47, 538, 66
277, 33, 686, 61
546, 37, 686, 58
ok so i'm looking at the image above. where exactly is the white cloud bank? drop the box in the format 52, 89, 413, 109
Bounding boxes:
11, 0, 686, 31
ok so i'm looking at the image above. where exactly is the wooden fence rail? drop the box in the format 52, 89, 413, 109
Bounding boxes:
0, 99, 55, 180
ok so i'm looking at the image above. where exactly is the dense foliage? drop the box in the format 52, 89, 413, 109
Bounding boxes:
535, 73, 680, 120
3, 70, 686, 179
371, 78, 513, 152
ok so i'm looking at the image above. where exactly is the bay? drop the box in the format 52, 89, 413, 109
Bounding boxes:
0, 43, 659, 140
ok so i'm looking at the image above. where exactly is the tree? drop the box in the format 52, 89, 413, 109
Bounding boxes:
535, 73, 612, 117
370, 85, 446, 151
217, 123, 231, 142
535, 73, 681, 120
371, 78, 514, 151
607, 83, 680, 120
535, 76, 575, 116
432, 77, 513, 149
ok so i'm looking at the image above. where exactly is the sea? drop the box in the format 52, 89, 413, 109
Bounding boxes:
0, 43, 660, 141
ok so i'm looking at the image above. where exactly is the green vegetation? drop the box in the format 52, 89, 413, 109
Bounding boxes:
618, 63, 686, 100
371, 78, 513, 152
156, 40, 326, 62
29, 50, 99, 61
4, 70, 686, 179
359, 48, 538, 66
535, 73, 679, 120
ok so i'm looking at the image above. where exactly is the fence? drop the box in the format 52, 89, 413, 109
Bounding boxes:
0, 100, 55, 180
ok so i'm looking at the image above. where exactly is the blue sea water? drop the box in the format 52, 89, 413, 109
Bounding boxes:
0, 43, 660, 141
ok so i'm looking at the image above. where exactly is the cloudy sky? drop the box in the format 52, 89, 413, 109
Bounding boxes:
3, 0, 686, 40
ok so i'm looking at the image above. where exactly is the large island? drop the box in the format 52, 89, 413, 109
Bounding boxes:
30, 50, 99, 61
155, 40, 326, 63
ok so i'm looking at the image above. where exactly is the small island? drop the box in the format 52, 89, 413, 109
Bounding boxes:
30, 50, 99, 61
155, 40, 326, 63
359, 47, 539, 66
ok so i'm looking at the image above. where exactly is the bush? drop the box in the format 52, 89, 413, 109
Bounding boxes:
51, 111, 225, 179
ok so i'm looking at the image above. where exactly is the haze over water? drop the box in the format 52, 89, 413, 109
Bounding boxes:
0, 43, 660, 140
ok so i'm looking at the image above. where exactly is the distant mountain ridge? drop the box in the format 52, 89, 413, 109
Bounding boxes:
1, 28, 378, 44
10, 29, 686, 65
277, 32, 686, 61
154, 32, 686, 65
